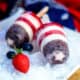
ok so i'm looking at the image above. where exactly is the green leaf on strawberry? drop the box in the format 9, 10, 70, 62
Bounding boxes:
14, 47, 23, 54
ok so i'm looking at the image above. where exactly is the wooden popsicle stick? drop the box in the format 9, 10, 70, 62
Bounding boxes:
37, 6, 49, 18
66, 65, 80, 80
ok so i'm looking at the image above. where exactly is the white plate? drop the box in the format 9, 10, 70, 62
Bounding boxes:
0, 8, 80, 80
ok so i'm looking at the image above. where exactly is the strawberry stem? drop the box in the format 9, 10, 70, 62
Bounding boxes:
14, 47, 23, 54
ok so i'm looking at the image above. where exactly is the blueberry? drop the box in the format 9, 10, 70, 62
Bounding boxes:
7, 51, 16, 59
22, 43, 33, 52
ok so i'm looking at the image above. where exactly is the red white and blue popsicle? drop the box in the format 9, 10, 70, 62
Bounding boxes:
37, 23, 69, 64
6, 6, 49, 48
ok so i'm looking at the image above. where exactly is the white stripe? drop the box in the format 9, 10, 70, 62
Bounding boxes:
37, 25, 66, 43
15, 21, 33, 41
40, 34, 67, 52
21, 13, 41, 29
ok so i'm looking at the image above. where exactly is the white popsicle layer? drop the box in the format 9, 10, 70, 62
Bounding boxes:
15, 12, 42, 41
37, 23, 67, 52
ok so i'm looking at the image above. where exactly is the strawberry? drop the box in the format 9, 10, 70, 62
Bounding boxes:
12, 53, 30, 73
